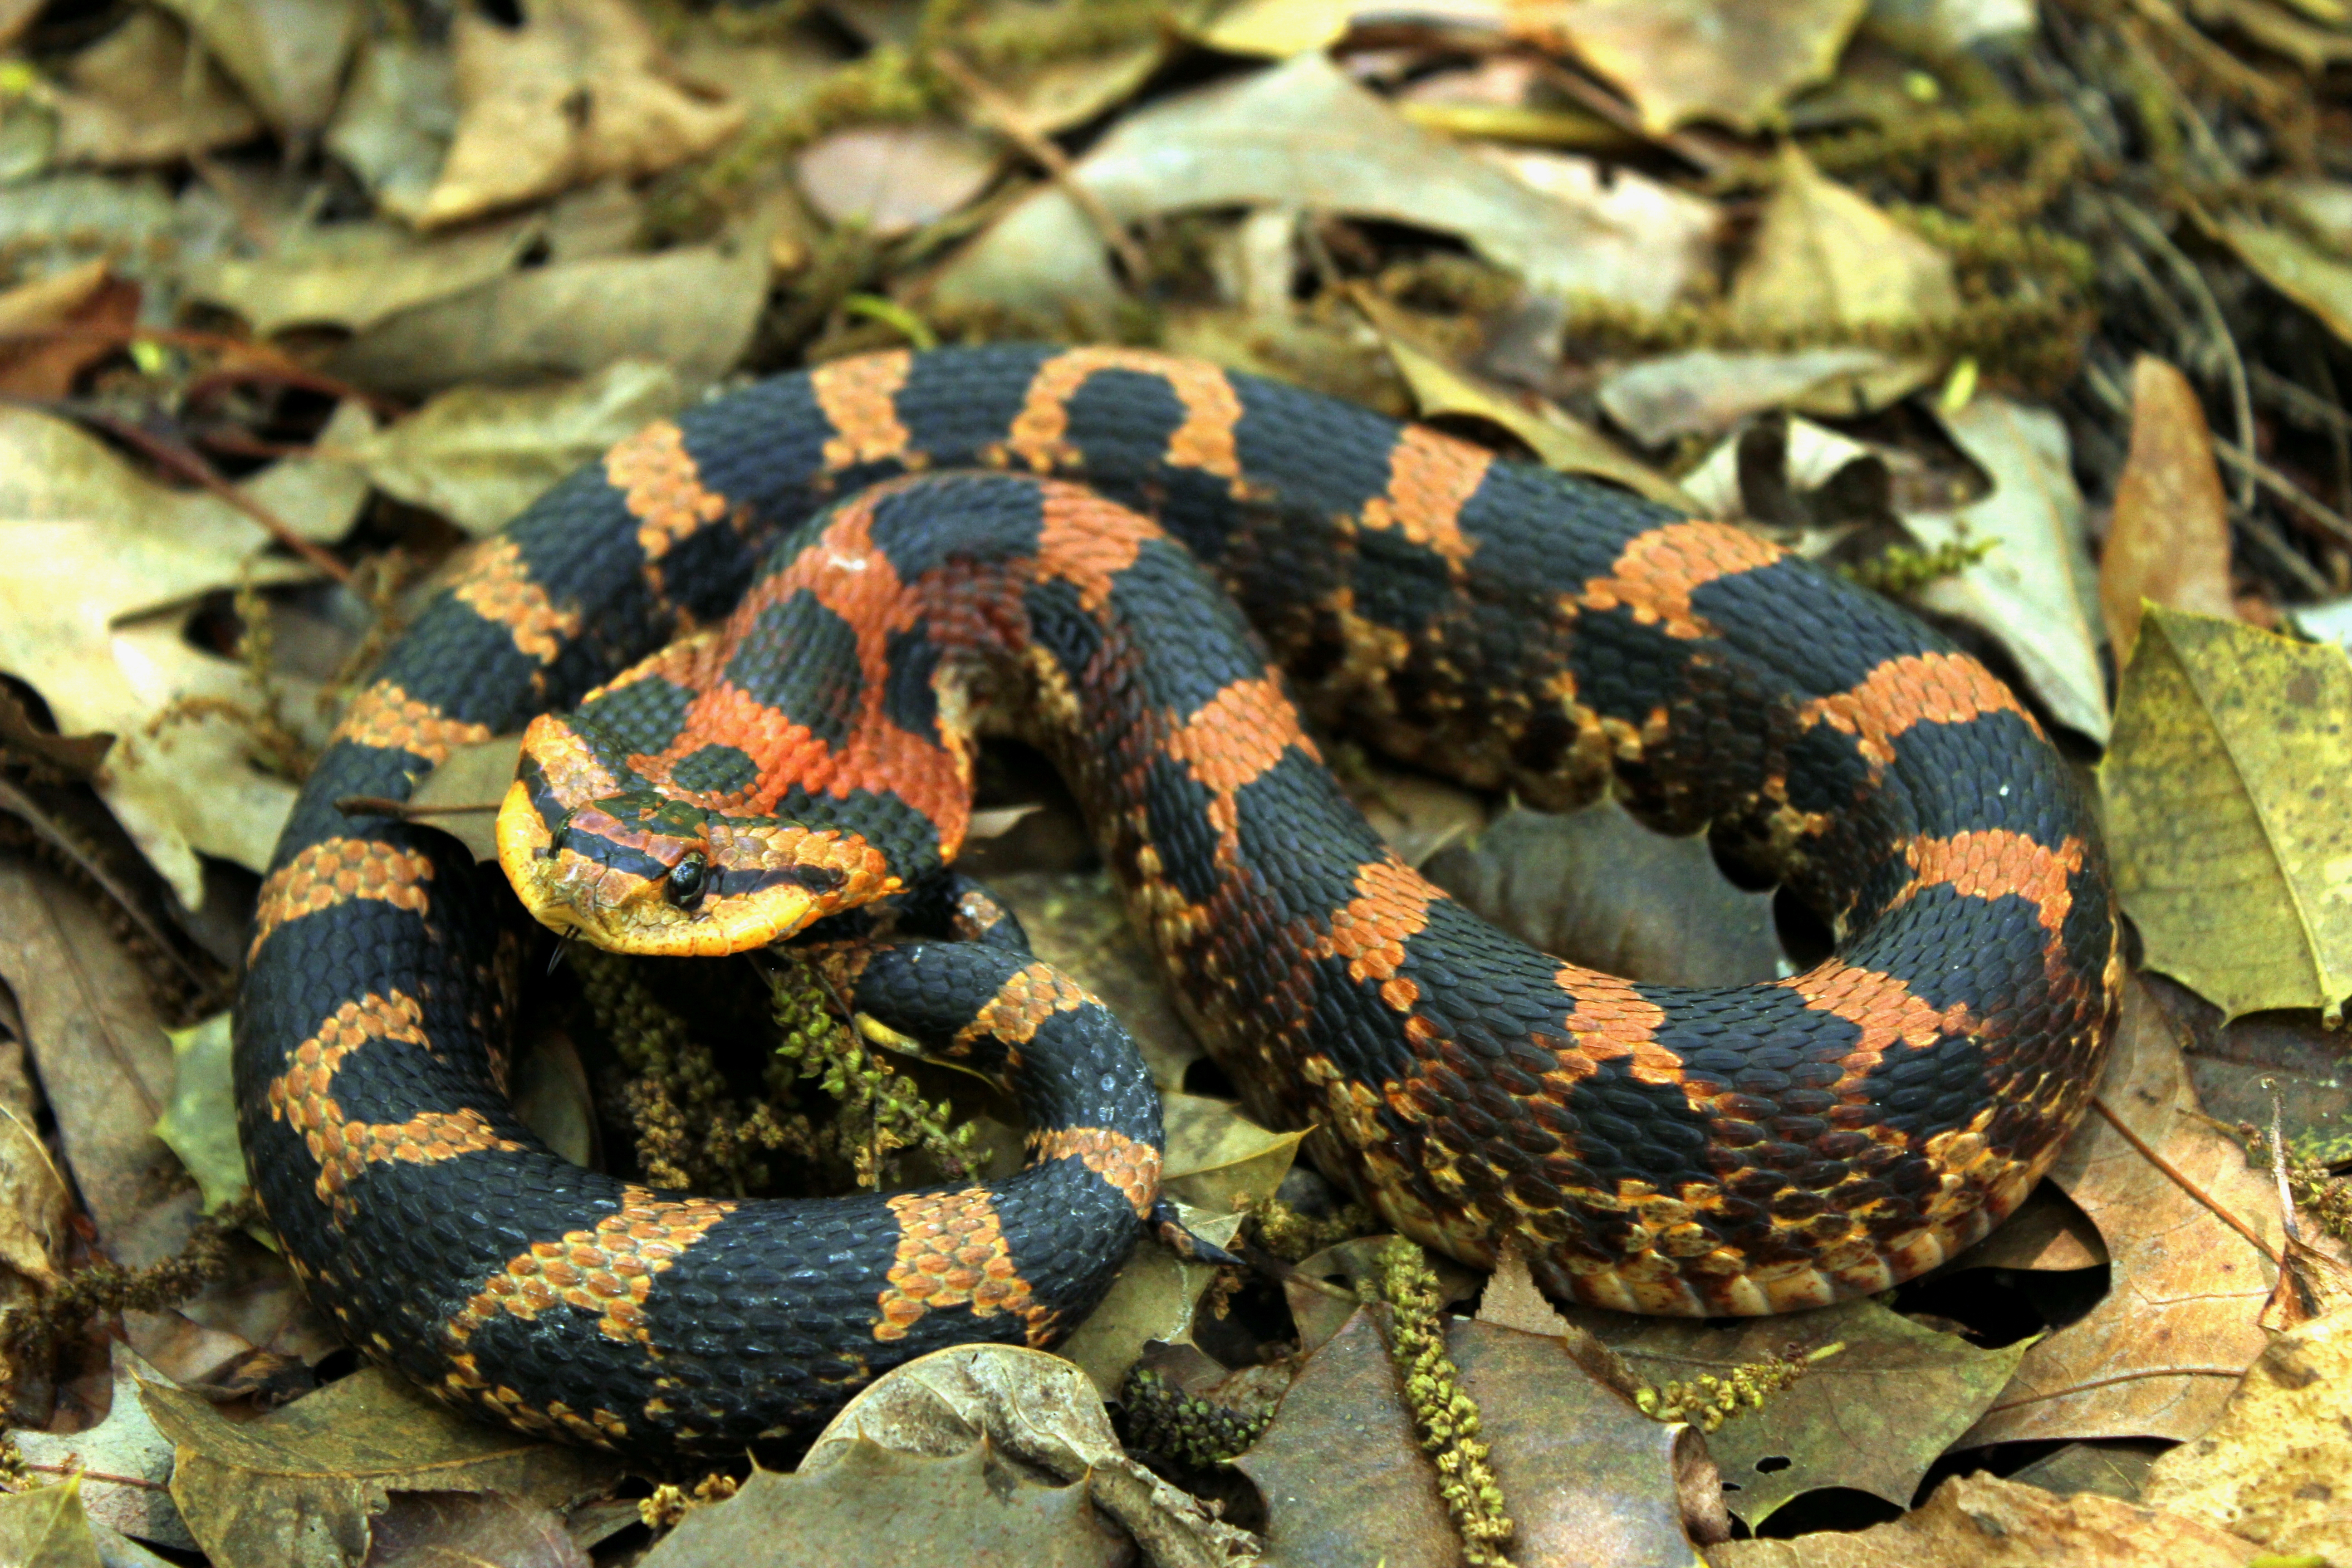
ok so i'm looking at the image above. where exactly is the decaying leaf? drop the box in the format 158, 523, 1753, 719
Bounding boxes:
362, 1490, 588, 1568
1909, 396, 2110, 742
153, 0, 361, 142
0, 259, 122, 398
0, 1477, 103, 1568
791, 1343, 1259, 1568
2101, 608, 2352, 1023
0, 1101, 68, 1292
49, 9, 263, 168
1571, 1296, 2029, 1524
640, 1441, 1127, 1568
1468, 149, 1720, 318
992, 871, 1203, 1091
143, 1366, 620, 1568
152, 1013, 245, 1215
933, 51, 1701, 319
1425, 802, 1781, 990
2142, 1304, 2352, 1561
2099, 357, 2237, 659
794, 122, 1004, 240
2215, 211, 2352, 348
417, 0, 745, 229
12, 1345, 196, 1552
325, 36, 459, 223
1527, 0, 1872, 134
1959, 979, 2281, 1448
184, 214, 540, 337
1596, 347, 1903, 447
1238, 1304, 1713, 1568
1157, 1092, 1306, 1217
1708, 1471, 2258, 1567
331, 360, 688, 534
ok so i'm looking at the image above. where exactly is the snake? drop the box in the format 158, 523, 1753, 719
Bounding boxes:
235, 344, 2122, 1456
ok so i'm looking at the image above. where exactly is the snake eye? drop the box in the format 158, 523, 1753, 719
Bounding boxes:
666, 851, 710, 909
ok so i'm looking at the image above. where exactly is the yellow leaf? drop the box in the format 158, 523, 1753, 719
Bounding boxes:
1731, 143, 1961, 337
2100, 608, 2352, 1023
1525, 0, 1870, 135
2215, 213, 2352, 349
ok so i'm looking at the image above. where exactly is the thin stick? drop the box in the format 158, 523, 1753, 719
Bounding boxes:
2213, 438, 2352, 550
2110, 200, 2258, 513
2092, 1094, 2280, 1265
35, 403, 352, 583
927, 49, 1154, 287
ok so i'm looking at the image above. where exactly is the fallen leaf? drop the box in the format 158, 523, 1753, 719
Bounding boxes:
1909, 396, 2110, 742
402, 734, 524, 862
1158, 1093, 1306, 1216
508, 1024, 597, 1171
1531, 0, 1872, 134
13, 1346, 196, 1552
2101, 608, 2352, 1022
0, 859, 184, 1257
0, 1477, 102, 1568
1237, 1304, 1714, 1568
1571, 1296, 2029, 1524
2003, 1437, 2166, 1501
144, 1366, 621, 1568
362, 1491, 587, 1568
152, 1014, 244, 1215
1345, 752, 1490, 871
1731, 143, 1958, 344
0, 260, 118, 398
418, 0, 745, 229
329, 233, 769, 400
2189, 0, 2352, 72
980, 39, 1170, 138
1426, 802, 1779, 988
49, 9, 263, 167
1370, 322, 1698, 510
1958, 979, 2282, 1448
2143, 1304, 2352, 1559
1950, 1181, 2107, 1273
332, 360, 689, 534
154, 0, 361, 141
325, 37, 459, 223
643, 1440, 1127, 1568
1677, 414, 1888, 527
795, 1343, 1258, 1567
794, 122, 1004, 240
2100, 357, 2237, 658
184, 214, 541, 336
1284, 1235, 1481, 1354
1597, 347, 1909, 448
0, 1100, 67, 1293
1469, 150, 1719, 317
932, 51, 1701, 319
1054, 1201, 1244, 1399
2215, 213, 2352, 348
0, 175, 178, 289
1707, 1471, 2259, 1568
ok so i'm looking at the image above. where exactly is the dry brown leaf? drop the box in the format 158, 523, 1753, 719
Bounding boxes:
184, 215, 540, 337
794, 122, 1004, 240
0, 1101, 69, 1291
1959, 979, 2281, 1448
2143, 1305, 2352, 1560
0, 260, 118, 398
325, 36, 458, 223
11, 1345, 195, 1552
1529, 0, 1871, 134
49, 9, 263, 167
1708, 1472, 2259, 1568
2100, 357, 2237, 659
417, 0, 745, 229
0, 858, 186, 1258
1596, 347, 1902, 446
154, 0, 361, 141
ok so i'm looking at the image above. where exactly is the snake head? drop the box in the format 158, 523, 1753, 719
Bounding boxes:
494, 714, 890, 957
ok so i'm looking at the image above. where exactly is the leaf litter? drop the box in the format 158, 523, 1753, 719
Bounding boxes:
0, 0, 2350, 1563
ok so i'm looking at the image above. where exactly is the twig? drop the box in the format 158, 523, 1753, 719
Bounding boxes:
2109, 199, 2257, 512
2212, 439, 2352, 551
0, 323, 400, 416
927, 49, 1153, 287
2235, 507, 2336, 598
2092, 1094, 2280, 1265
0, 775, 212, 995
2251, 364, 2352, 438
29, 403, 352, 584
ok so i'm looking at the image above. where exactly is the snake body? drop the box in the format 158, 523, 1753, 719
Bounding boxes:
236, 345, 2120, 1455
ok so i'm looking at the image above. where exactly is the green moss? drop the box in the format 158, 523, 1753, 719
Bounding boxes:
1840, 536, 1998, 597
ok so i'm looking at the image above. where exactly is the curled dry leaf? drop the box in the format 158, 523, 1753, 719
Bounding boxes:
1958, 979, 2282, 1448
1909, 396, 2110, 743
1526, 0, 1872, 134
797, 1343, 1260, 1568
0, 1101, 69, 1291
1707, 1471, 2259, 1568
794, 122, 1004, 241
1424, 802, 1780, 990
417, 0, 744, 229
2101, 608, 2352, 1023
2099, 357, 2237, 659
1469, 150, 1719, 318
13, 1345, 196, 1552
143, 1366, 621, 1568
332, 360, 689, 535
0, 259, 121, 398
1568, 1296, 2030, 1525
184, 215, 541, 337
2142, 1304, 2352, 1561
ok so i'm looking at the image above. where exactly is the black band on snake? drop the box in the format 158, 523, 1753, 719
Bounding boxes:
235, 344, 2121, 1456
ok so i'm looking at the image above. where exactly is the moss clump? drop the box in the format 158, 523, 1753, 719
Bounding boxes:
1839, 536, 1997, 597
